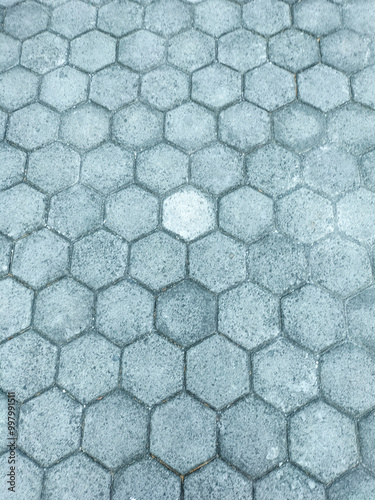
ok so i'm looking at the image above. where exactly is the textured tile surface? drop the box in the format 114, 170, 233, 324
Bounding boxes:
1, 2, 375, 497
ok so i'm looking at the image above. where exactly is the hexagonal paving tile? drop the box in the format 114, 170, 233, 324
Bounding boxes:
113, 458, 181, 500
130, 231, 186, 291
342, 0, 375, 35
40, 66, 88, 112
321, 29, 372, 74
219, 102, 270, 152
276, 187, 334, 244
245, 63, 295, 111
168, 29, 215, 73
290, 401, 358, 483
347, 285, 375, 352
219, 186, 273, 243
185, 462, 251, 500
4, 1, 49, 40
0, 184, 46, 239
21, 32, 67, 74
18, 388, 82, 467
96, 279, 154, 346
165, 102, 216, 153
82, 143, 133, 195
253, 338, 318, 413
0, 278, 33, 341
113, 103, 163, 150
269, 29, 319, 72
50, 0, 96, 39
82, 391, 148, 469
0, 33, 20, 72
194, 0, 241, 37
0, 67, 39, 111
106, 185, 158, 241
310, 235, 372, 297
98, 0, 143, 37
71, 229, 128, 289
43, 453, 111, 500
48, 184, 102, 240
191, 143, 243, 196
34, 277, 93, 343
162, 186, 215, 241
119, 30, 166, 72
7, 103, 59, 150
337, 188, 375, 245
293, 0, 341, 35
190, 232, 246, 293
255, 463, 325, 500
248, 233, 308, 295
220, 395, 287, 478
192, 64, 241, 110
246, 143, 300, 198
359, 411, 375, 472
136, 143, 188, 194
298, 64, 350, 112
273, 102, 326, 153
70, 31, 116, 73
0, 451, 43, 500
90, 65, 139, 111
0, 143, 26, 191
218, 29, 266, 73
122, 333, 184, 406
352, 65, 375, 109
12, 229, 69, 289
321, 343, 375, 416
282, 284, 345, 353
302, 145, 359, 198
60, 103, 110, 152
142, 67, 189, 115
243, 0, 291, 36
28, 143, 80, 195
187, 335, 249, 409
328, 467, 375, 500
58, 332, 120, 403
0, 330, 56, 402
151, 393, 216, 474
156, 280, 216, 347
145, 0, 191, 37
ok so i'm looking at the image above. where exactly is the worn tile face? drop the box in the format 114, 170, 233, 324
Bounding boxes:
18, 388, 82, 467
150, 394, 216, 474
187, 335, 250, 409
290, 401, 358, 483
113, 458, 181, 500
122, 333, 184, 405
43, 454, 111, 500
82, 391, 148, 469
220, 396, 287, 478
58, 332, 120, 403
3, 2, 375, 496
34, 277, 93, 343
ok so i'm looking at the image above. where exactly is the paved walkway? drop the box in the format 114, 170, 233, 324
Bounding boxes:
1, 0, 375, 498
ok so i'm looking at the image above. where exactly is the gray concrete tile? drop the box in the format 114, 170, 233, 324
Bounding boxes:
290, 401, 358, 483
219, 395, 287, 478
156, 280, 216, 347
150, 393, 216, 474
122, 333, 183, 405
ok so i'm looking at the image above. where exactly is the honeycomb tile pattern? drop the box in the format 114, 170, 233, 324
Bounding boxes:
0, 2, 375, 498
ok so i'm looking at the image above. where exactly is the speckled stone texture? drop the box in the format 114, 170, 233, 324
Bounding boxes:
1, 1, 375, 498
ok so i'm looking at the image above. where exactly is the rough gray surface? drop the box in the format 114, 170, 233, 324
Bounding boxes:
1, 2, 375, 497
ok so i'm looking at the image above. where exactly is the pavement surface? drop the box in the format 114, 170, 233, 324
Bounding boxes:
1, 0, 375, 498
